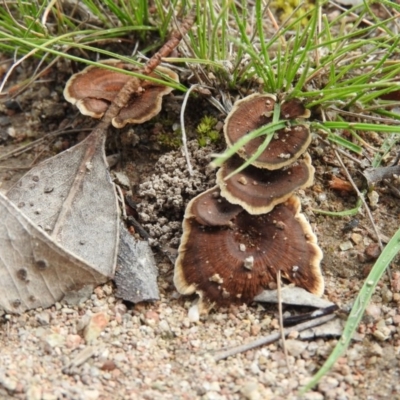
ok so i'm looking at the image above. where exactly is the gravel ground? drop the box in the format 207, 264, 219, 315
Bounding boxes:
1, 274, 400, 400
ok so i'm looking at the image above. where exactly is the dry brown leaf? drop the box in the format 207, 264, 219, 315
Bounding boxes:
0, 191, 106, 313
7, 130, 119, 278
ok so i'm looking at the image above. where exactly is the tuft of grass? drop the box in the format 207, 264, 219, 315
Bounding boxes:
0, 0, 186, 92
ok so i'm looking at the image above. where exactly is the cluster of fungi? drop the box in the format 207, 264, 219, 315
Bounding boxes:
174, 93, 324, 309
63, 61, 324, 311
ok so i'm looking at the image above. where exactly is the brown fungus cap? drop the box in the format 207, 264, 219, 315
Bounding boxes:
185, 186, 242, 227
63, 59, 179, 128
216, 153, 315, 215
174, 194, 324, 306
224, 93, 311, 170
280, 98, 311, 119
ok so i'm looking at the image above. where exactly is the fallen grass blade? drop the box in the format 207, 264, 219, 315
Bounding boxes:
313, 198, 363, 217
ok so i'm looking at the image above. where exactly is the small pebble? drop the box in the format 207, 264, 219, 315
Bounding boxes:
241, 382, 261, 400
284, 339, 309, 357
83, 312, 109, 343
366, 303, 381, 320
66, 334, 83, 349
373, 320, 391, 341
101, 360, 117, 371
26, 385, 42, 400
369, 342, 383, 357
35, 311, 50, 326
365, 243, 381, 260
339, 241, 353, 251
381, 287, 393, 303
368, 190, 379, 208
350, 233, 362, 245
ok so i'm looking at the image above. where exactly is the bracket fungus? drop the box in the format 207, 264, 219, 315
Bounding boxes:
174, 91, 323, 309
224, 93, 311, 170
174, 188, 324, 307
64, 59, 179, 128
280, 98, 311, 120
216, 153, 315, 215
186, 186, 242, 226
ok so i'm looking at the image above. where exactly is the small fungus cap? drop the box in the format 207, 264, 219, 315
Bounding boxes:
280, 98, 311, 119
63, 59, 179, 128
224, 93, 311, 170
174, 194, 324, 306
216, 153, 315, 215
184, 186, 242, 227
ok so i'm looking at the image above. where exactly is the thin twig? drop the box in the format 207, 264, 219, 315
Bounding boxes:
335, 151, 391, 283
6, 57, 58, 100
99, 10, 196, 130
211, 314, 336, 361
266, 7, 284, 44
41, 0, 58, 29
0, 128, 92, 162
0, 166, 30, 170
330, 107, 400, 125
334, 150, 383, 252
277, 270, 292, 376
318, 135, 365, 166
329, 0, 398, 34
142, 8, 196, 76
180, 84, 198, 176
0, 49, 41, 94
115, 184, 126, 220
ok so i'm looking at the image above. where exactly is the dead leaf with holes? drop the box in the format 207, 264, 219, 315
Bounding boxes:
6, 128, 120, 279
0, 191, 106, 313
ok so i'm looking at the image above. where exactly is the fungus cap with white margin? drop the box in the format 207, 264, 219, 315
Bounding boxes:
216, 152, 315, 215
174, 187, 324, 308
63, 59, 179, 128
223, 93, 312, 170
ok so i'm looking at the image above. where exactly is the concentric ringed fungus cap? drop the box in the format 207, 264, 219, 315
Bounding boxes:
280, 98, 311, 119
216, 153, 315, 215
174, 191, 324, 307
185, 186, 242, 226
63, 59, 179, 128
224, 93, 311, 170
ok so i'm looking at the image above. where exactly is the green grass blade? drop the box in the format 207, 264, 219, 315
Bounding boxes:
313, 198, 362, 216
313, 123, 362, 154
212, 120, 287, 168
300, 225, 400, 393
323, 121, 400, 133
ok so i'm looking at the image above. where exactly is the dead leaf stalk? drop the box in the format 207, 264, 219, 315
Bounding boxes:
211, 314, 336, 362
